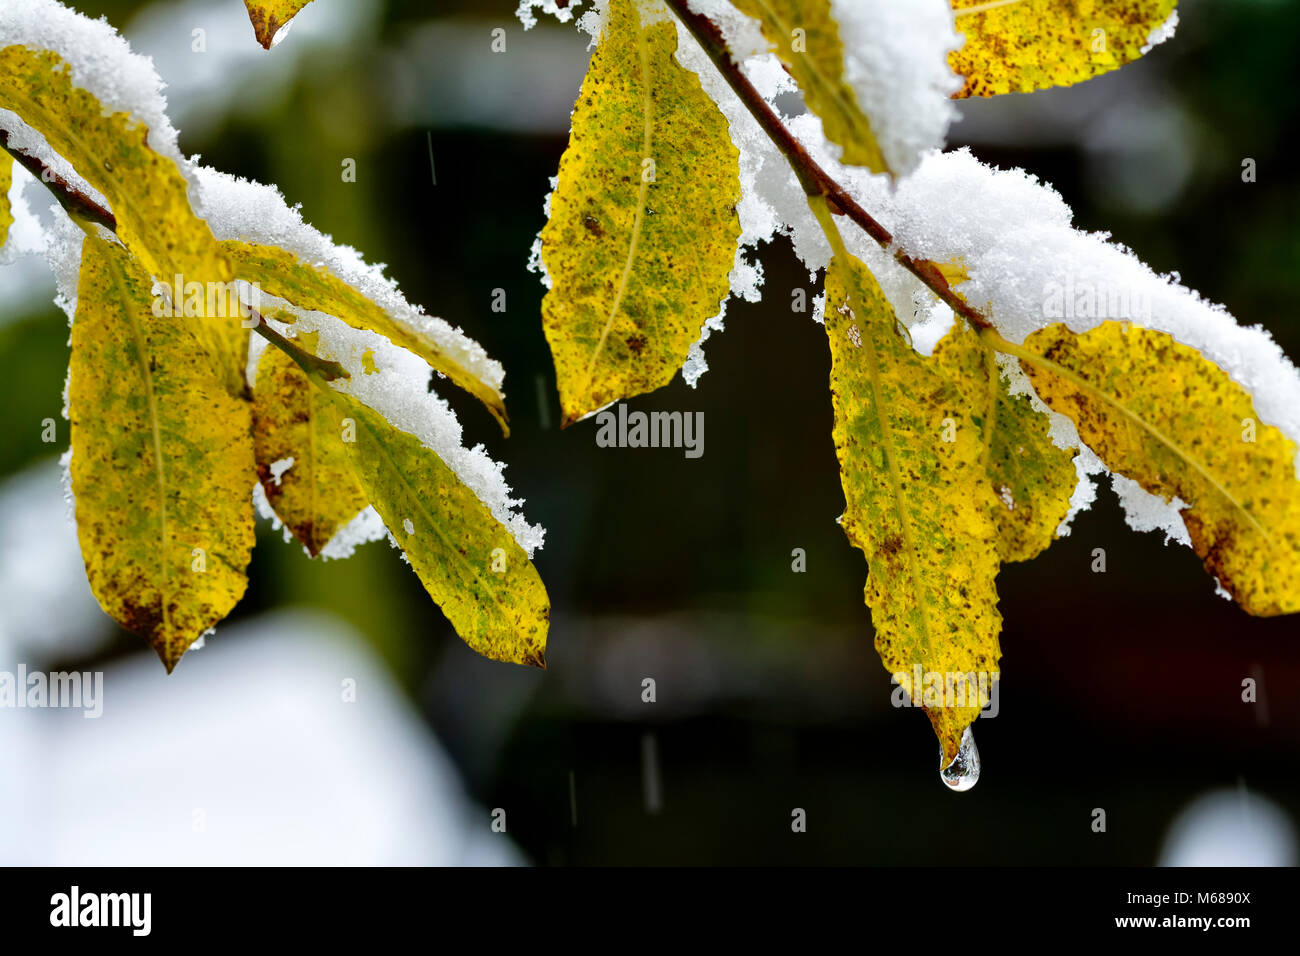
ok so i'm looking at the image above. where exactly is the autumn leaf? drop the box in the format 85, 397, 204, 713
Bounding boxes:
0, 46, 246, 394
0, 148, 12, 249
949, 0, 1178, 97
223, 240, 510, 432
539, 0, 741, 425
329, 392, 550, 666
732, 0, 888, 173
826, 251, 1003, 764
1007, 322, 1300, 615
69, 235, 256, 672
252, 338, 368, 556
244, 0, 313, 49
987, 368, 1078, 562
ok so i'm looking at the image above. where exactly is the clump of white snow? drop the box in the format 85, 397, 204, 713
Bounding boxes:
830, 0, 963, 177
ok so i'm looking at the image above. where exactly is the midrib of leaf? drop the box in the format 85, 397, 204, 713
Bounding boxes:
815, 199, 936, 658
336, 391, 512, 615
108, 248, 172, 635
749, 0, 877, 162
578, 8, 655, 405
987, 328, 1272, 544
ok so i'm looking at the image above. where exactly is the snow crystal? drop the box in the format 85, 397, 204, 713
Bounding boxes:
517, 0, 587, 31
1111, 473, 1191, 546
268, 457, 294, 486
1142, 10, 1180, 55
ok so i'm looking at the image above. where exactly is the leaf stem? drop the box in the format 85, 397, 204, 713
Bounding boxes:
249, 310, 350, 383
663, 0, 994, 331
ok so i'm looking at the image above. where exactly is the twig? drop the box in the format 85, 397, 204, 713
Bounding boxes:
663, 0, 994, 331
0, 127, 117, 232
1, 124, 349, 382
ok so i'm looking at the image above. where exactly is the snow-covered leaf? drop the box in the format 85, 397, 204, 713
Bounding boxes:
732, 0, 887, 172
826, 249, 1002, 764
69, 235, 255, 672
1013, 322, 1300, 615
539, 0, 741, 424
0, 44, 246, 394
224, 240, 510, 432
329, 391, 550, 667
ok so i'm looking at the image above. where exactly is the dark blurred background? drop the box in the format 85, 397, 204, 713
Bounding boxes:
1, 0, 1297, 865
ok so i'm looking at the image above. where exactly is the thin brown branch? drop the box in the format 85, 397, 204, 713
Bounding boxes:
0, 127, 118, 233
664, 0, 994, 331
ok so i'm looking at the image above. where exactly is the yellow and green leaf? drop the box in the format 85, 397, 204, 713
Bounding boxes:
244, 0, 314, 49
0, 149, 13, 250
539, 0, 741, 425
0, 46, 246, 394
252, 339, 368, 556
733, 0, 888, 173
68, 235, 256, 672
223, 240, 509, 432
329, 392, 550, 666
826, 251, 1003, 763
986, 368, 1078, 562
1009, 322, 1300, 615
949, 0, 1178, 97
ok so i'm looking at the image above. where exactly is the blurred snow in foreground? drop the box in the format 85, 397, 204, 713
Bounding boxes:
0, 463, 523, 866
1159, 787, 1297, 867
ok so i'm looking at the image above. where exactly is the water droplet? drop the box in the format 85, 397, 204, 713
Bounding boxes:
939, 727, 980, 792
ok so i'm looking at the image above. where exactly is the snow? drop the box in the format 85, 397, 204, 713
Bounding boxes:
830, 0, 963, 177
1143, 10, 1180, 55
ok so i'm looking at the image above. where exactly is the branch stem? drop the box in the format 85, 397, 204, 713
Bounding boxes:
0, 128, 117, 232
663, 0, 994, 331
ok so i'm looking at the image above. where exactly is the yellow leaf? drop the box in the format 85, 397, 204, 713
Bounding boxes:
1008, 322, 1300, 615
826, 251, 1002, 763
987, 368, 1078, 562
329, 392, 550, 666
69, 235, 256, 672
0, 149, 12, 250
0, 46, 246, 394
949, 0, 1178, 97
223, 240, 509, 433
244, 0, 314, 49
252, 343, 368, 556
732, 0, 888, 172
539, 0, 741, 425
